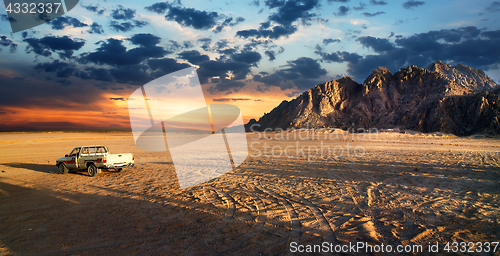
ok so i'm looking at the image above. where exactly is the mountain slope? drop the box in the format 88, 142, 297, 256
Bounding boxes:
248, 62, 500, 136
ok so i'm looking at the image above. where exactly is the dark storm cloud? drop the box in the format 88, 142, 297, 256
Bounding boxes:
75, 67, 113, 82
144, 2, 170, 14
369, 0, 387, 5
402, 0, 425, 9
178, 50, 210, 65
88, 22, 104, 34
265, 50, 276, 61
81, 36, 168, 67
485, 1, 500, 12
353, 2, 367, 10
110, 20, 148, 32
110, 64, 150, 84
214, 16, 245, 33
253, 57, 327, 90
24, 36, 85, 58
357, 36, 394, 52
197, 59, 252, 84
208, 80, 246, 94
173, 49, 259, 90
363, 11, 385, 17
314, 26, 500, 82
128, 33, 161, 47
49, 16, 88, 30
0, 35, 18, 53
146, 2, 218, 30
147, 58, 191, 76
323, 38, 341, 45
198, 38, 211, 51
334, 6, 350, 16
111, 5, 136, 20
237, 0, 319, 39
266, 0, 319, 26
83, 5, 105, 15
232, 51, 262, 65
145, 2, 242, 32
236, 24, 297, 39
1, 14, 16, 22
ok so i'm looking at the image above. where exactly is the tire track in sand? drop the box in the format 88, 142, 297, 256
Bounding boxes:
182, 186, 236, 255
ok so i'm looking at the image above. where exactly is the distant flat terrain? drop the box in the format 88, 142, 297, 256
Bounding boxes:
0, 131, 499, 255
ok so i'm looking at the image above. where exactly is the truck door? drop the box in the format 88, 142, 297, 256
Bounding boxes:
65, 147, 80, 169
78, 147, 89, 169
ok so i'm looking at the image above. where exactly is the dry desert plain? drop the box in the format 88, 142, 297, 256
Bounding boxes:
0, 129, 499, 255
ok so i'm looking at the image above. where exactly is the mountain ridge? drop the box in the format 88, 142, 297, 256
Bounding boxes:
247, 61, 500, 136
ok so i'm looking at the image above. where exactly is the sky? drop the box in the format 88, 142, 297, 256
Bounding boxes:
0, 0, 499, 131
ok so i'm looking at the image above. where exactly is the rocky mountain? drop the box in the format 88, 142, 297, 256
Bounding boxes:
247, 61, 500, 136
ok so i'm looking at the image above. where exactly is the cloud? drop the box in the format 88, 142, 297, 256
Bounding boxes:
208, 80, 246, 94
34, 60, 77, 78
50, 16, 88, 30
237, 0, 319, 40
363, 11, 385, 17
145, 2, 241, 32
485, 1, 500, 12
314, 26, 500, 82
88, 22, 104, 34
83, 5, 105, 15
266, 0, 320, 26
214, 16, 245, 33
327, 0, 349, 2
111, 5, 136, 20
323, 38, 341, 45
144, 2, 171, 14
265, 50, 276, 61
236, 24, 298, 39
353, 2, 367, 10
369, 0, 387, 5
232, 50, 262, 65
213, 98, 252, 101
147, 58, 191, 76
81, 36, 168, 67
110, 98, 125, 101
0, 35, 18, 53
402, 0, 425, 9
334, 6, 350, 16
24, 36, 85, 58
110, 20, 148, 32
1, 14, 17, 22
178, 50, 210, 65
128, 33, 162, 47
253, 57, 327, 90
357, 36, 394, 52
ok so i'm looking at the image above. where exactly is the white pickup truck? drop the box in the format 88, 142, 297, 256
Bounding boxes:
56, 145, 134, 177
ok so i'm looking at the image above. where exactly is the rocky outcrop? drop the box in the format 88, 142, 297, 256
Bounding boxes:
248, 61, 500, 136
429, 61, 498, 93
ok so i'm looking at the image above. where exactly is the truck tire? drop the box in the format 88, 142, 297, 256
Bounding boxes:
87, 164, 98, 177
58, 163, 69, 174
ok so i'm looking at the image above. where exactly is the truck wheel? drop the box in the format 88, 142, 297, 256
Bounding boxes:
87, 164, 98, 177
58, 163, 69, 174
116, 168, 123, 173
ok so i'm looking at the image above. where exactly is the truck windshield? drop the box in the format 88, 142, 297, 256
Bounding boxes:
69, 148, 80, 157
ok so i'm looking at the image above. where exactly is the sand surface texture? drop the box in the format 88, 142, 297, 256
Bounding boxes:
0, 131, 499, 255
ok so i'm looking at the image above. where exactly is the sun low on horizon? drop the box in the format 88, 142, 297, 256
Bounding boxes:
0, 0, 499, 131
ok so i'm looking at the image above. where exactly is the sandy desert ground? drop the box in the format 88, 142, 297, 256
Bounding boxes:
0, 130, 499, 255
